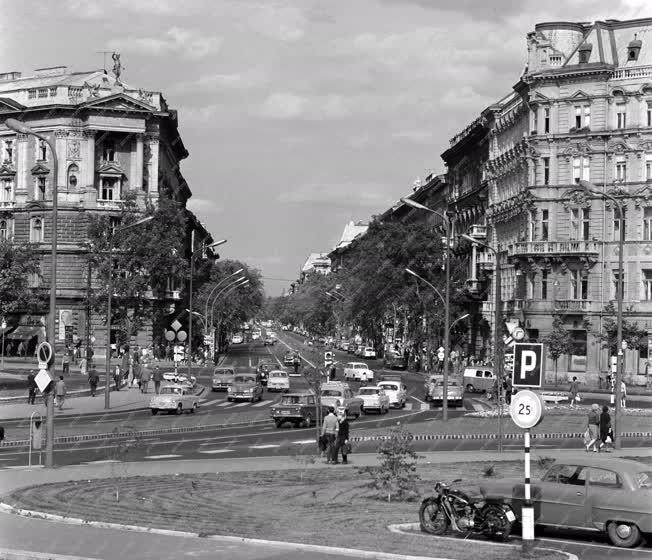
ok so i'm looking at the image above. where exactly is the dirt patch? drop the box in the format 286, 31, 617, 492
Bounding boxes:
1, 460, 598, 560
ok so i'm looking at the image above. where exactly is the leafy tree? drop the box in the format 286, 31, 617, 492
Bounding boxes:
0, 241, 41, 318
597, 302, 648, 355
543, 314, 573, 386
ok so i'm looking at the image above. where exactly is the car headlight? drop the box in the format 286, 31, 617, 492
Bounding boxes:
244, 388, 253, 393
227, 387, 232, 392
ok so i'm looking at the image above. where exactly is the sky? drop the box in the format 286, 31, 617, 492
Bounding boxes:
2, 0, 650, 295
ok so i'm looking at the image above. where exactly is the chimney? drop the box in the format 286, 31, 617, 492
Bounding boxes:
0, 72, 22, 82
33, 66, 68, 77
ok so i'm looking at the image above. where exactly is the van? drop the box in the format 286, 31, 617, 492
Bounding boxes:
463, 367, 496, 393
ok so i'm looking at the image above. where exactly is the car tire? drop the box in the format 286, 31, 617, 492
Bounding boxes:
151, 409, 158, 415
607, 522, 642, 548
212, 388, 217, 392
466, 384, 475, 393
176, 404, 183, 415
304, 413, 313, 427
274, 419, 283, 428
401, 400, 406, 409
191, 403, 197, 413
227, 397, 232, 402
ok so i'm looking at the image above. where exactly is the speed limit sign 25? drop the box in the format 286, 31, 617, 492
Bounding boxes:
509, 389, 544, 429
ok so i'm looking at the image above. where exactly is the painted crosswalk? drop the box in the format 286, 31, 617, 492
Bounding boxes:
206, 399, 274, 409
144, 454, 183, 460
198, 449, 233, 454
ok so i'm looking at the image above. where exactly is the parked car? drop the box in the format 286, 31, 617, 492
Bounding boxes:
267, 370, 290, 392
343, 362, 375, 382
150, 384, 198, 415
377, 379, 408, 408
320, 381, 363, 419
228, 373, 264, 402
383, 352, 407, 370
428, 379, 464, 408
270, 392, 328, 428
212, 367, 235, 391
463, 367, 496, 393
479, 456, 652, 548
356, 386, 390, 414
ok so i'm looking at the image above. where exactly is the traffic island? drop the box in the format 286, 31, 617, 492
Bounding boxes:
0, 460, 600, 560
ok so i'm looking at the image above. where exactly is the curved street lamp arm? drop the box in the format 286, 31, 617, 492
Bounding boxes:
209, 279, 249, 326
405, 268, 445, 307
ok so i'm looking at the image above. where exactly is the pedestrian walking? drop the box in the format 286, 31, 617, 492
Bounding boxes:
620, 380, 627, 409
61, 347, 70, 375
17, 341, 25, 359
152, 366, 163, 395
133, 357, 142, 389
88, 368, 99, 397
293, 356, 300, 375
113, 365, 122, 391
334, 410, 350, 464
27, 370, 37, 405
569, 376, 580, 408
55, 375, 66, 410
585, 403, 600, 452
321, 406, 339, 464
80, 356, 88, 377
599, 405, 612, 452
360, 369, 368, 387
140, 364, 151, 394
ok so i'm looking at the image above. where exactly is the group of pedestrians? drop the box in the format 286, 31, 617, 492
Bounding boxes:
320, 406, 350, 464
585, 403, 614, 452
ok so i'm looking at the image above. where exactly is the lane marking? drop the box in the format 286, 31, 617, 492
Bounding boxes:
230, 402, 249, 408
252, 400, 271, 407
249, 444, 280, 449
216, 401, 232, 407
144, 454, 183, 459
293, 439, 317, 445
84, 459, 122, 464
202, 399, 226, 407
198, 449, 233, 454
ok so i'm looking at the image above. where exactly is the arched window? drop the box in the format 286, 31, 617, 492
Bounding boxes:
0, 220, 7, 241
30, 217, 43, 243
67, 163, 79, 189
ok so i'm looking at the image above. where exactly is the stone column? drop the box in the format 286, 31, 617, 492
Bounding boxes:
135, 133, 144, 190
146, 133, 159, 194
83, 130, 96, 190
15, 133, 29, 194
54, 130, 68, 192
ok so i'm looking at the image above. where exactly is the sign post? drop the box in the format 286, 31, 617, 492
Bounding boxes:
509, 389, 544, 556
29, 411, 43, 467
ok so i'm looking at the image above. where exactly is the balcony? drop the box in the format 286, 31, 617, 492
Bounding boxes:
0, 200, 15, 209
508, 240, 599, 257
612, 65, 652, 80
475, 251, 494, 269
481, 299, 525, 314
554, 299, 592, 312
468, 224, 487, 239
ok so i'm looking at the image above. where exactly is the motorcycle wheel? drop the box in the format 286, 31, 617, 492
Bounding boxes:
480, 504, 513, 541
419, 498, 449, 535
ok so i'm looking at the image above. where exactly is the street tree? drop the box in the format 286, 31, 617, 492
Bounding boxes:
597, 302, 648, 355
543, 314, 574, 386
0, 240, 41, 319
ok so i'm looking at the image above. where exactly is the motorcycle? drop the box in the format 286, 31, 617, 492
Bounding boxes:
419, 479, 515, 541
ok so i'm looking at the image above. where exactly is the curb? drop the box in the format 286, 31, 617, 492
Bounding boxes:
387, 524, 579, 560
352, 431, 652, 442
0, 502, 454, 560
0, 548, 100, 560
0, 385, 110, 405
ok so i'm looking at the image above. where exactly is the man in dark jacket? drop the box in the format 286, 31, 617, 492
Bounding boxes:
27, 371, 37, 404
152, 366, 163, 395
334, 410, 350, 464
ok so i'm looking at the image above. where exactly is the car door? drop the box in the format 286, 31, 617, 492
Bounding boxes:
537, 464, 589, 528
587, 467, 624, 530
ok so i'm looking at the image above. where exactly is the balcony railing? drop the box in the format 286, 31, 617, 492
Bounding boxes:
0, 200, 15, 209
508, 240, 599, 257
612, 65, 652, 80
475, 251, 494, 266
554, 299, 591, 312
481, 299, 525, 313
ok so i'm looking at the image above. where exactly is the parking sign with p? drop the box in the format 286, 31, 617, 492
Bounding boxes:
512, 343, 544, 388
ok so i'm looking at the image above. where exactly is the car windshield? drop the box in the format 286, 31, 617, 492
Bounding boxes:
381, 384, 398, 391
358, 388, 378, 395
281, 395, 307, 405
270, 371, 288, 378
159, 387, 182, 395
636, 471, 652, 488
214, 370, 233, 376
434, 381, 458, 387
321, 390, 342, 397
234, 376, 256, 384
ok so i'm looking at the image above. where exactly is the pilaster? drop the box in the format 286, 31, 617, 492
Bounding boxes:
15, 133, 29, 194
135, 133, 144, 190
54, 130, 68, 192
146, 133, 159, 195
83, 130, 96, 190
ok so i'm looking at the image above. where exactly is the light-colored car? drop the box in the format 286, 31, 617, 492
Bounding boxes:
231, 333, 244, 344
377, 380, 408, 408
267, 370, 290, 392
150, 384, 198, 415
362, 346, 376, 359
340, 341, 350, 351
212, 367, 235, 391
228, 373, 263, 402
428, 379, 464, 408
480, 456, 652, 548
163, 372, 196, 390
463, 367, 496, 393
343, 362, 375, 382
320, 382, 363, 419
357, 386, 390, 414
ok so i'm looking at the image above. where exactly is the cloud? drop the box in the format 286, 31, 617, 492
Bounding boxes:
242, 3, 307, 42
107, 27, 221, 59
64, 0, 203, 18
277, 183, 395, 209
258, 92, 306, 119
186, 197, 223, 220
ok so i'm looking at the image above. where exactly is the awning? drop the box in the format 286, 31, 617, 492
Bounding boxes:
6, 326, 43, 340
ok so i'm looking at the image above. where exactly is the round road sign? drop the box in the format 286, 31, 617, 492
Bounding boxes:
177, 330, 187, 342
509, 389, 544, 429
36, 341, 53, 365
164, 330, 175, 342
512, 327, 525, 341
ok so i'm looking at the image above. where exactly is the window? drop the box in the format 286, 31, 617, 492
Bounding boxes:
0, 220, 7, 241
532, 109, 538, 133
28, 272, 40, 288
645, 208, 652, 240
590, 468, 621, 489
544, 108, 550, 133
541, 270, 548, 300
647, 156, 652, 180
615, 157, 627, 182
617, 106, 627, 129
612, 270, 625, 300
37, 139, 48, 162
3, 139, 14, 164
542, 464, 587, 485
109, 216, 121, 235
642, 270, 652, 301
543, 157, 550, 185
67, 164, 78, 189
30, 218, 44, 243
569, 270, 588, 300
35, 176, 46, 200
648, 102, 652, 127
571, 208, 590, 240
100, 177, 119, 201
541, 209, 549, 241
613, 208, 626, 241
575, 106, 582, 129
0, 178, 13, 202
28, 89, 36, 99
49, 87, 57, 97
102, 141, 115, 162
37, 88, 48, 98
527, 275, 535, 299
573, 156, 590, 183
528, 210, 536, 241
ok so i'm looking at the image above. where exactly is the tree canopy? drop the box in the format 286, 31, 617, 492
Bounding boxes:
0, 240, 41, 319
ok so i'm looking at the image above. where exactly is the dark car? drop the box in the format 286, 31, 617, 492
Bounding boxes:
383, 352, 407, 370
263, 336, 275, 346
257, 361, 275, 386
284, 351, 297, 366
270, 392, 328, 428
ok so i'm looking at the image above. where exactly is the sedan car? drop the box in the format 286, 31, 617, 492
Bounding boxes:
383, 352, 407, 370
356, 386, 390, 414
428, 379, 463, 408
343, 362, 375, 382
377, 380, 408, 408
320, 382, 363, 419
479, 456, 652, 548
228, 373, 264, 402
163, 372, 196, 391
150, 385, 198, 415
267, 370, 290, 392
212, 367, 235, 391
362, 346, 376, 359
283, 352, 298, 366
271, 392, 328, 428
263, 336, 275, 346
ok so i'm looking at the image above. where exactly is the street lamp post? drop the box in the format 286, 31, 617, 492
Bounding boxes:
5, 118, 58, 468
187, 238, 226, 377
1, 319, 6, 371
401, 197, 454, 421
578, 180, 625, 449
105, 216, 154, 409
203, 269, 244, 330
461, 234, 504, 452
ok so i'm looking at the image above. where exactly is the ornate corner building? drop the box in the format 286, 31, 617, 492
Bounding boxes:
0, 65, 209, 355
447, 18, 652, 385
